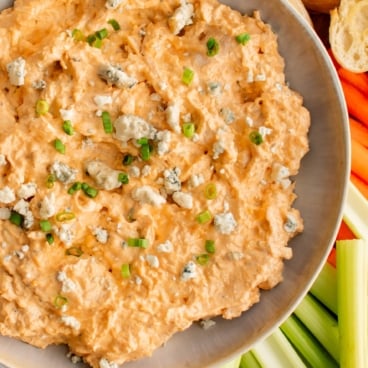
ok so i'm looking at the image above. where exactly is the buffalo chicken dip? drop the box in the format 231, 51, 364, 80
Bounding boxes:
0, 0, 310, 367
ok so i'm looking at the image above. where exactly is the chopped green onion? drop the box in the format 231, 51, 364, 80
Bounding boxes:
108, 19, 121, 31
71, 28, 84, 41
127, 237, 149, 248
137, 137, 149, 145
46, 233, 54, 244
46, 174, 56, 188
101, 111, 113, 133
81, 182, 99, 198
140, 143, 151, 161
67, 182, 82, 195
86, 34, 103, 48
9, 210, 24, 227
196, 253, 210, 265
205, 240, 215, 254
121, 263, 131, 279
235, 32, 251, 45
204, 183, 217, 200
40, 220, 52, 232
182, 67, 194, 85
206, 37, 219, 57
65, 246, 83, 257
54, 295, 68, 308
62, 120, 74, 136
36, 99, 49, 115
56, 211, 76, 222
337, 239, 368, 368
182, 122, 195, 138
196, 210, 212, 224
249, 131, 263, 145
118, 172, 129, 184
122, 153, 134, 166
53, 139, 66, 154
95, 28, 108, 40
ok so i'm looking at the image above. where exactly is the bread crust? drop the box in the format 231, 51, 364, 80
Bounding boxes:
302, 0, 340, 13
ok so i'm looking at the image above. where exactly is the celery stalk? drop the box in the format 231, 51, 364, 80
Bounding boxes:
280, 314, 338, 368
343, 182, 368, 239
240, 350, 261, 368
251, 328, 306, 368
309, 262, 337, 314
293, 294, 340, 362
336, 239, 368, 368
220, 356, 241, 368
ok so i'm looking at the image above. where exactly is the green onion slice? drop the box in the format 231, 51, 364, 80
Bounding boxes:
71, 28, 84, 41
46, 174, 56, 188
68, 182, 82, 195
96, 28, 108, 40
122, 154, 134, 166
108, 19, 121, 31
249, 131, 263, 145
206, 37, 219, 57
121, 263, 131, 279
101, 111, 113, 134
182, 67, 194, 85
40, 220, 52, 232
196, 210, 213, 224
46, 233, 54, 244
65, 246, 83, 257
235, 32, 251, 45
81, 183, 99, 198
127, 237, 149, 248
62, 120, 74, 136
118, 172, 129, 184
9, 211, 24, 227
205, 240, 216, 254
204, 183, 217, 200
56, 211, 75, 222
36, 99, 49, 115
196, 253, 210, 265
182, 122, 195, 138
140, 144, 151, 161
54, 295, 68, 308
137, 137, 148, 145
54, 139, 66, 154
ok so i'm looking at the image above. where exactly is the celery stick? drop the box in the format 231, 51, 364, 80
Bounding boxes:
251, 328, 306, 368
336, 239, 368, 368
309, 262, 337, 314
293, 294, 340, 362
240, 350, 261, 368
343, 182, 368, 239
280, 314, 338, 368
221, 356, 241, 368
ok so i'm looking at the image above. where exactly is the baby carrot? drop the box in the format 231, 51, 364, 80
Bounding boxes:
338, 68, 368, 96
340, 79, 368, 128
327, 48, 340, 70
351, 138, 368, 183
350, 174, 368, 200
349, 118, 368, 148
327, 247, 336, 267
336, 220, 356, 241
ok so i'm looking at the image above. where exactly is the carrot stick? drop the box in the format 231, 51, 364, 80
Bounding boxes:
340, 79, 368, 128
338, 68, 368, 96
327, 48, 340, 70
351, 138, 368, 183
350, 173, 368, 200
349, 117, 368, 148
336, 220, 356, 241
327, 247, 336, 267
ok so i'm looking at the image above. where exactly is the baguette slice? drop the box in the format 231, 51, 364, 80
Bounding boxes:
329, 0, 368, 72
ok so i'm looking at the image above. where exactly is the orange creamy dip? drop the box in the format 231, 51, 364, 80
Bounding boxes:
0, 0, 310, 367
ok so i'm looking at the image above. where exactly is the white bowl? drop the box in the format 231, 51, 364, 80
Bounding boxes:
0, 0, 349, 367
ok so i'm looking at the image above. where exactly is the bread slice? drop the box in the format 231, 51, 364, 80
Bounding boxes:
329, 0, 368, 72
302, 0, 340, 13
